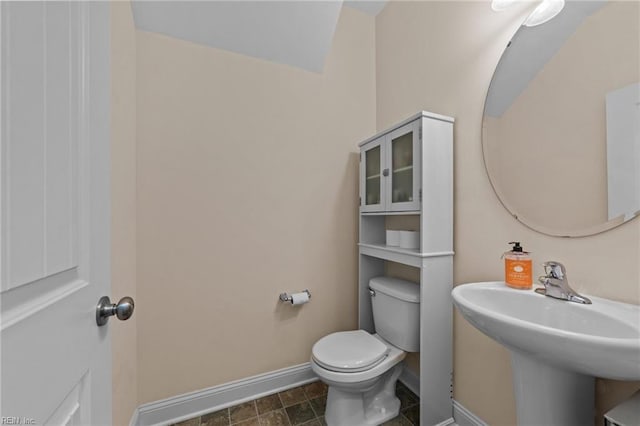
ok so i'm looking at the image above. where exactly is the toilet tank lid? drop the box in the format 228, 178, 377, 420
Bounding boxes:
369, 276, 420, 303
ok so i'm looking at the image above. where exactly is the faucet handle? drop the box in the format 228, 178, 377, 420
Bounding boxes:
537, 261, 592, 304
542, 261, 566, 280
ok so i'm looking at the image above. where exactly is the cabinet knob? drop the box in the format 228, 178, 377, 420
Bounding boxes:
382, 168, 389, 177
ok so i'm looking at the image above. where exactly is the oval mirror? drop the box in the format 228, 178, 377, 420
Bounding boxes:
483, 0, 639, 237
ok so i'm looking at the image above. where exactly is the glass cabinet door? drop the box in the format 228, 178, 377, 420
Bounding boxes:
388, 122, 420, 211
360, 121, 420, 213
361, 138, 386, 212
391, 132, 413, 203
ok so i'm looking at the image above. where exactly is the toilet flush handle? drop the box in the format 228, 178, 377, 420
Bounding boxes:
369, 289, 376, 297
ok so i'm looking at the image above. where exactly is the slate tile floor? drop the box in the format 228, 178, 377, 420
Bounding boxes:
173, 380, 420, 426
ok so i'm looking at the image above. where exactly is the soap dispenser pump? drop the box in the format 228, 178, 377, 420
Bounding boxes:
503, 241, 532, 289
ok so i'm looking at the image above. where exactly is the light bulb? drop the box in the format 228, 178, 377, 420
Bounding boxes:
523, 0, 565, 27
491, 0, 519, 12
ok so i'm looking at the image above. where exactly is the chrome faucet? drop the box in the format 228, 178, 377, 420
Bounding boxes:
536, 261, 592, 304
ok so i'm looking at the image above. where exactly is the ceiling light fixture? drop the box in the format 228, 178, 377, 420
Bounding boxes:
523, 0, 565, 27
491, 0, 520, 12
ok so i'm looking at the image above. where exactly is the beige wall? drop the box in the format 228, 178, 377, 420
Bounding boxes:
485, 1, 640, 233
135, 7, 376, 403
376, 1, 640, 425
115, 2, 640, 422
111, 2, 138, 424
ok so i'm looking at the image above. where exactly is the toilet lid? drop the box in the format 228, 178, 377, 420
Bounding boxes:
312, 330, 389, 373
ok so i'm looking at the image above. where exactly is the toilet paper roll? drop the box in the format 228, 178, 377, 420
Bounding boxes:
290, 292, 310, 305
399, 231, 420, 249
386, 230, 400, 246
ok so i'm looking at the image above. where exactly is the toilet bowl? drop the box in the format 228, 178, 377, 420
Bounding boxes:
311, 330, 406, 426
310, 276, 420, 426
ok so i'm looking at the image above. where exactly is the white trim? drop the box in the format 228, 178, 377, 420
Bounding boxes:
398, 369, 486, 426
129, 406, 139, 426
130, 362, 486, 426
358, 111, 455, 147
398, 364, 420, 397
135, 363, 317, 426
0, 274, 86, 330
399, 368, 454, 426
453, 399, 488, 426
435, 418, 456, 426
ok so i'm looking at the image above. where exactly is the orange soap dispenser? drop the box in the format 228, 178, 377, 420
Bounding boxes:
503, 242, 532, 289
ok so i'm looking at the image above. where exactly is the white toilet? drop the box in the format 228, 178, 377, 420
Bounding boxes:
311, 277, 420, 426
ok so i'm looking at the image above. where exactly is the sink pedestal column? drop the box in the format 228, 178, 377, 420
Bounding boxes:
510, 351, 594, 426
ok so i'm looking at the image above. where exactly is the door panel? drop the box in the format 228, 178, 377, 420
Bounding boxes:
360, 137, 386, 212
390, 131, 413, 203
2, 2, 47, 288
44, 372, 91, 426
1, 2, 111, 424
388, 121, 421, 212
2, 1, 78, 290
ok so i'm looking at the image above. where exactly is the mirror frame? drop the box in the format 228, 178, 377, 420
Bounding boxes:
482, 7, 639, 238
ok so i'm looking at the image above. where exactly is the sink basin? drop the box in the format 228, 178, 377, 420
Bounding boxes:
452, 282, 640, 425
452, 281, 640, 380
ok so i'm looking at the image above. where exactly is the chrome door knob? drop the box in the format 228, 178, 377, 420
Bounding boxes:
96, 296, 135, 326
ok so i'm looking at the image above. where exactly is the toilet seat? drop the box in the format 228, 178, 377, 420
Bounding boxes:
311, 333, 406, 385
312, 330, 389, 373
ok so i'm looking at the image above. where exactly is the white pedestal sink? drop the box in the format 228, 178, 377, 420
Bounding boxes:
452, 282, 640, 426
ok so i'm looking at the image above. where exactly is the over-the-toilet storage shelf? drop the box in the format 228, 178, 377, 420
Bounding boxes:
357, 111, 454, 426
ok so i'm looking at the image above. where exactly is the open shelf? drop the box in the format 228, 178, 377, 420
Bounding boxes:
359, 243, 421, 268
358, 112, 454, 426
358, 243, 454, 268
361, 210, 420, 216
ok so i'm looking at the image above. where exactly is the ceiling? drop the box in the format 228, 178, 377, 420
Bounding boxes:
131, 1, 388, 73
344, 0, 388, 16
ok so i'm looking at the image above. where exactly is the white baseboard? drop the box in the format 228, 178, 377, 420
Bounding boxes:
452, 399, 488, 426
396, 366, 486, 426
133, 363, 317, 426
128, 407, 139, 426
129, 361, 486, 426
399, 367, 457, 426
399, 364, 420, 397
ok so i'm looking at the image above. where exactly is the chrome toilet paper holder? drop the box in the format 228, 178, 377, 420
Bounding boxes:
279, 289, 311, 303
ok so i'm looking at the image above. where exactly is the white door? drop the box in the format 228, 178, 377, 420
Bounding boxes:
1, 2, 114, 425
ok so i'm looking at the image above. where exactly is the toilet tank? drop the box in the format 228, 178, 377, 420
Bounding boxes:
369, 276, 420, 352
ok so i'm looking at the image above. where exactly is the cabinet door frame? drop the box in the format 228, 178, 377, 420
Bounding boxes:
387, 120, 421, 212
360, 136, 387, 212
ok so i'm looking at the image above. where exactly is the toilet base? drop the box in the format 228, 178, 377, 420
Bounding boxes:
324, 363, 403, 426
